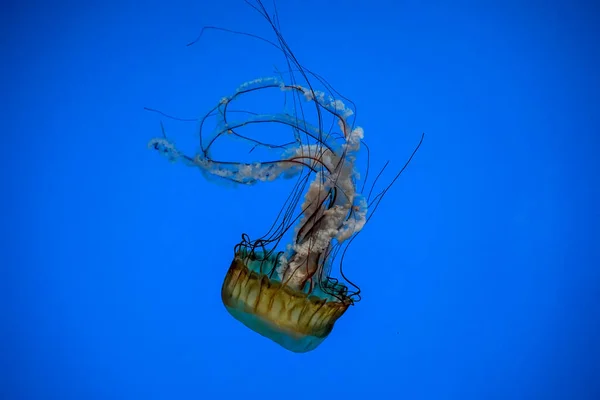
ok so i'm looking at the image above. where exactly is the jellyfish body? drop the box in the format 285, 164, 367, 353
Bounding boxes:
150, 77, 365, 352
148, 0, 420, 352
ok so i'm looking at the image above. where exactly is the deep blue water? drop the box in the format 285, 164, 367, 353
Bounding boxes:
3, 0, 599, 399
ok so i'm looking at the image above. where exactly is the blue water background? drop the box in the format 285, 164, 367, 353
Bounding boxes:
3, 0, 599, 398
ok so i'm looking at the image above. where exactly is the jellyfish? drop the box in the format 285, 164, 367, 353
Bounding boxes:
147, 0, 423, 352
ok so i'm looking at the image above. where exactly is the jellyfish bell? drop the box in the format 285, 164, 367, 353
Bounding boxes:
221, 240, 352, 353
147, 0, 422, 352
